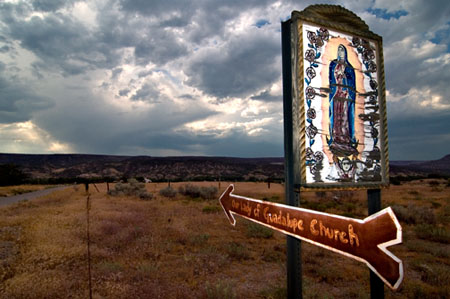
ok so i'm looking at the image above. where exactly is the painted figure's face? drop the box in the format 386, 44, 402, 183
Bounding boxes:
341, 158, 352, 172
337, 45, 345, 60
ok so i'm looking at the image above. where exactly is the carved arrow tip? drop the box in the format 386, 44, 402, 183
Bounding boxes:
219, 184, 236, 226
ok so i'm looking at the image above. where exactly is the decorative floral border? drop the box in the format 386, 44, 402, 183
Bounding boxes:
304, 28, 328, 175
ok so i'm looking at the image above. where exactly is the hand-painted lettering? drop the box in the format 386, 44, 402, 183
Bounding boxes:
309, 219, 359, 247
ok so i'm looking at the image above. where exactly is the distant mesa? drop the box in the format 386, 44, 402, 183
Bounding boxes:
0, 154, 285, 183
0, 153, 448, 184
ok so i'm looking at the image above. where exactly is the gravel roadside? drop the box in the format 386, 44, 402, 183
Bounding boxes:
0, 186, 69, 207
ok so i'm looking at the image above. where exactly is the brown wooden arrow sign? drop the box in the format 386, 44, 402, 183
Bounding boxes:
219, 185, 403, 290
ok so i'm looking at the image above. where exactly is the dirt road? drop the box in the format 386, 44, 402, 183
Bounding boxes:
0, 186, 68, 207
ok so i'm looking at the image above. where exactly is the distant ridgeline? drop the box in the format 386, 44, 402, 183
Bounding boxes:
0, 153, 448, 185
0, 154, 285, 184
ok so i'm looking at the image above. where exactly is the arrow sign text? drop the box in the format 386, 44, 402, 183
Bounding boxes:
219, 185, 403, 290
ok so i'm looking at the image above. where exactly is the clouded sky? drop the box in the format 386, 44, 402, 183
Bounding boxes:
0, 0, 449, 160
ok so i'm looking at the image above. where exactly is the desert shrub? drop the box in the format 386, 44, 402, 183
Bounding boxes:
202, 205, 222, 214
415, 225, 450, 243
392, 205, 435, 225
205, 280, 236, 299
259, 286, 287, 299
226, 242, 250, 261
421, 264, 450, 286
137, 261, 159, 275
108, 179, 153, 200
199, 186, 218, 200
301, 200, 337, 212
178, 184, 200, 198
246, 222, 273, 239
11, 189, 30, 195
262, 195, 281, 203
138, 191, 153, 200
261, 249, 281, 262
405, 239, 449, 258
406, 190, 424, 199
96, 261, 123, 274
428, 180, 440, 187
189, 233, 209, 246
332, 190, 354, 201
438, 205, 450, 224
430, 201, 442, 209
179, 184, 218, 200
159, 186, 177, 198
390, 176, 401, 185
315, 191, 327, 199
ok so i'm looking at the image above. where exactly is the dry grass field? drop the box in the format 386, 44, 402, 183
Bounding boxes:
0, 180, 448, 298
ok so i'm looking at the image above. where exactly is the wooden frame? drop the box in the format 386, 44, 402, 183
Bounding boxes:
289, 5, 390, 190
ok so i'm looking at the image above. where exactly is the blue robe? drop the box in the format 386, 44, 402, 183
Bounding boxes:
327, 45, 357, 156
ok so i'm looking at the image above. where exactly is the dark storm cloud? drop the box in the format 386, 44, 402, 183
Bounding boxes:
111, 68, 123, 79
118, 88, 130, 97
179, 94, 195, 100
4, 11, 117, 76
202, 131, 282, 157
0, 65, 52, 123
118, 0, 193, 16
34, 90, 217, 155
137, 70, 153, 78
2, 0, 189, 77
134, 31, 187, 66
95, 4, 189, 67
130, 82, 162, 103
176, 129, 282, 157
364, 0, 450, 97
119, 0, 275, 44
387, 112, 450, 160
251, 90, 281, 102
32, 0, 73, 12
0, 45, 10, 53
116, 128, 283, 157
185, 33, 280, 98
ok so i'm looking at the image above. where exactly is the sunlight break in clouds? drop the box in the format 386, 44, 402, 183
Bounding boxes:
0, 121, 72, 153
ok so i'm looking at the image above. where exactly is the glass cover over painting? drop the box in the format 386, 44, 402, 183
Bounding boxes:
300, 23, 387, 187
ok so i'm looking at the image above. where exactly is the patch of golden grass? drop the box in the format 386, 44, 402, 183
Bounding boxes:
0, 181, 448, 297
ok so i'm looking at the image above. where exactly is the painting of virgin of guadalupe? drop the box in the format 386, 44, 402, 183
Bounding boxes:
298, 21, 389, 188
327, 44, 358, 157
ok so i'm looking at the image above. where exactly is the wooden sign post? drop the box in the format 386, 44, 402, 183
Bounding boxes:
219, 185, 403, 290
278, 4, 397, 298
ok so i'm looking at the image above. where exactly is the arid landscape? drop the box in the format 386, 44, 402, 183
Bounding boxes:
0, 179, 448, 298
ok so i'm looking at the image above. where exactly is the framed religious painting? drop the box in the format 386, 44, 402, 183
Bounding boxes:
289, 6, 389, 189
